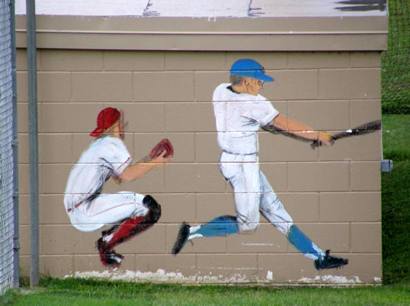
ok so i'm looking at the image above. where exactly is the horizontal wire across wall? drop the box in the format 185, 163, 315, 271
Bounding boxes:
0, 0, 16, 295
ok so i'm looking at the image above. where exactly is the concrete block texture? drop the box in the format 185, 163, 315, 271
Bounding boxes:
72, 72, 133, 102
258, 254, 321, 282
287, 52, 350, 69
16, 49, 28, 71
153, 193, 196, 223
196, 254, 259, 280
320, 192, 381, 222
351, 223, 382, 253
318, 68, 380, 99
74, 255, 136, 273
351, 162, 381, 191
288, 162, 350, 191
278, 193, 320, 222
165, 52, 227, 71
195, 71, 228, 102
258, 253, 381, 283
40, 256, 74, 277
104, 51, 165, 71
350, 99, 381, 126
164, 163, 227, 193
350, 52, 381, 68
287, 100, 350, 131
133, 72, 194, 102
226, 224, 289, 253
16, 72, 28, 102
195, 193, 236, 222
38, 72, 73, 102
17, 103, 28, 132
263, 70, 318, 100
259, 131, 319, 162
134, 254, 196, 275
38, 103, 103, 133
39, 50, 104, 71
195, 132, 220, 162
16, 49, 382, 283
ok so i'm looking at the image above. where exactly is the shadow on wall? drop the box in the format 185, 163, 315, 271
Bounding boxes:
335, 0, 386, 12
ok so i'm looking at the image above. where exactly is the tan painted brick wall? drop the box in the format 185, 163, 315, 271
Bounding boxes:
16, 50, 382, 283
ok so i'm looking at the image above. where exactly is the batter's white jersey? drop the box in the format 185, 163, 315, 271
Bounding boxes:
213, 83, 279, 155
212, 83, 293, 234
64, 136, 147, 232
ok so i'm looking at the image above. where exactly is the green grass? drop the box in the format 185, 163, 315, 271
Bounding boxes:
382, 114, 410, 284
1, 114, 410, 305
382, 160, 410, 284
382, 114, 410, 161
1, 278, 409, 306
381, 0, 410, 113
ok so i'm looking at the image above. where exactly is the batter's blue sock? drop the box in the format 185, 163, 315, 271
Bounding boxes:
189, 215, 239, 239
287, 225, 324, 260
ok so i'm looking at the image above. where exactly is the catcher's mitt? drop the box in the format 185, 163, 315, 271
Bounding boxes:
149, 138, 174, 159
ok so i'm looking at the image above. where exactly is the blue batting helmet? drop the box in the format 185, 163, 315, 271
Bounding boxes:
230, 58, 274, 82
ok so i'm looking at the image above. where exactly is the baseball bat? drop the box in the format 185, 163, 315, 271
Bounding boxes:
263, 120, 381, 148
311, 119, 381, 148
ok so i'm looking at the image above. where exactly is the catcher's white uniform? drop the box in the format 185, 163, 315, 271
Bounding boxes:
64, 136, 148, 232
213, 83, 293, 234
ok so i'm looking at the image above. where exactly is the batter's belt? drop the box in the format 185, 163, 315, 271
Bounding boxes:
222, 149, 257, 156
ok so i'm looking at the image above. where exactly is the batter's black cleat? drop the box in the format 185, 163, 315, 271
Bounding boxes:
172, 222, 190, 255
314, 250, 348, 270
97, 238, 124, 268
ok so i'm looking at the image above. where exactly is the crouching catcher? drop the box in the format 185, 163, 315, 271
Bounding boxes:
64, 107, 173, 268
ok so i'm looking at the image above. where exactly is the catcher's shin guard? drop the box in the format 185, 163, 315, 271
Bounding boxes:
105, 195, 161, 250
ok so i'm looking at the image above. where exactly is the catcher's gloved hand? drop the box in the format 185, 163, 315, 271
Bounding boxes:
149, 138, 174, 159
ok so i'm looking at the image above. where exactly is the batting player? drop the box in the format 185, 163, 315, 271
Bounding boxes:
64, 107, 172, 268
172, 59, 348, 270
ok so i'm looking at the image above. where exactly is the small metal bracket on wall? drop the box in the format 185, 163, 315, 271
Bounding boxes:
381, 159, 393, 172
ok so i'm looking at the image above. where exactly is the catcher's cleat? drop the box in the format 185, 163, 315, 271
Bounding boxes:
97, 238, 124, 268
172, 222, 190, 255
314, 250, 348, 270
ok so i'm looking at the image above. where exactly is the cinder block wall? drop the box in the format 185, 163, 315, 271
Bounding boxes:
16, 50, 382, 283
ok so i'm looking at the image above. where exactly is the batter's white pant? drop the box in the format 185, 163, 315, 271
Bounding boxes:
219, 152, 293, 234
65, 192, 149, 232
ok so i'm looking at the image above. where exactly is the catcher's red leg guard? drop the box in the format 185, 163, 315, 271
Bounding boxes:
97, 238, 124, 268
104, 195, 161, 250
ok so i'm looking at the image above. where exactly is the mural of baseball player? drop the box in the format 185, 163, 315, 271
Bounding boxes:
64, 107, 173, 268
172, 58, 349, 270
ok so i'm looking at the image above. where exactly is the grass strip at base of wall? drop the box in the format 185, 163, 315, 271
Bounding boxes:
1, 278, 409, 306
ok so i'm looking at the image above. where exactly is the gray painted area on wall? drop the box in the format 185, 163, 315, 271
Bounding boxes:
15, 0, 387, 17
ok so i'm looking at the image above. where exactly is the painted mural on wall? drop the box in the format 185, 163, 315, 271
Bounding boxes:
170, 58, 377, 271
64, 58, 380, 272
64, 107, 174, 268
15, 0, 387, 17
